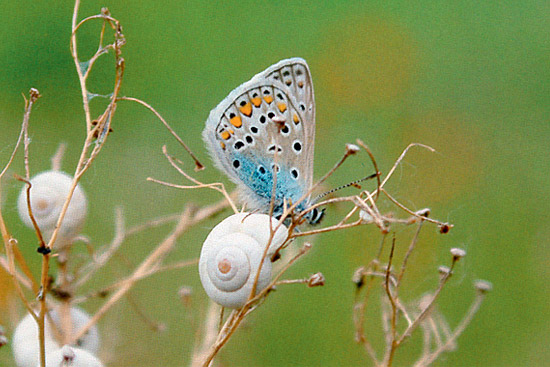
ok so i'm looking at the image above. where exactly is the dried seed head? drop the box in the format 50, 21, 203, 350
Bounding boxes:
474, 280, 493, 293
346, 143, 360, 154
438, 265, 451, 276
307, 272, 325, 287
178, 286, 193, 307
439, 223, 451, 234
450, 247, 466, 260
29, 88, 41, 102
415, 208, 431, 217
352, 266, 366, 287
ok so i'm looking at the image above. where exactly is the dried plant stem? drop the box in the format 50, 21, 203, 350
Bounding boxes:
157, 145, 238, 213
416, 291, 487, 366
381, 189, 450, 228
0, 255, 32, 291
0, 90, 38, 179
74, 207, 126, 288
72, 198, 228, 342
73, 258, 199, 305
5, 239, 36, 318
398, 262, 456, 345
37, 251, 51, 366
190, 301, 220, 367
397, 220, 425, 286
118, 97, 204, 171
383, 239, 398, 367
199, 243, 311, 366
50, 143, 67, 171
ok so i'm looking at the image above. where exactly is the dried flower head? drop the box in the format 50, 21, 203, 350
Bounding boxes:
474, 280, 493, 293
450, 247, 467, 261
307, 272, 325, 287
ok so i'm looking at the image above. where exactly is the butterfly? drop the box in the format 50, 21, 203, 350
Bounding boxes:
203, 58, 324, 224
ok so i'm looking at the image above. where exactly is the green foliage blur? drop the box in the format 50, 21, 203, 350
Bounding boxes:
0, 1, 548, 366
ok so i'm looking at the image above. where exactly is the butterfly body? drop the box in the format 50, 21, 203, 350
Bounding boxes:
203, 58, 324, 224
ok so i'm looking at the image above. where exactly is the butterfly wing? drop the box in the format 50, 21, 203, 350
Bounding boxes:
258, 58, 315, 190
203, 58, 315, 213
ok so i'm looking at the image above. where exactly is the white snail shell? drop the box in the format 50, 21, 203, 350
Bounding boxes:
40, 346, 104, 367
17, 170, 87, 246
199, 213, 288, 309
12, 306, 100, 367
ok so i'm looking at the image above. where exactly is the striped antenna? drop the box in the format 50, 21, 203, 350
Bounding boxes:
314, 172, 378, 201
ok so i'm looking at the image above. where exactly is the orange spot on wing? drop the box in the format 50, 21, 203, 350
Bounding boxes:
220, 131, 231, 140
239, 103, 252, 117
264, 96, 273, 104
277, 103, 287, 113
230, 116, 242, 128
251, 97, 262, 107
220, 142, 226, 149
293, 114, 299, 124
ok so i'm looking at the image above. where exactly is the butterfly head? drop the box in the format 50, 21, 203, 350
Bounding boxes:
304, 206, 325, 225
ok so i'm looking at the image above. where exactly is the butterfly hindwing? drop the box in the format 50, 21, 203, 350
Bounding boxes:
203, 58, 315, 214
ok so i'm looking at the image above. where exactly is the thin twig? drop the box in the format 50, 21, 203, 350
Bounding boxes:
118, 97, 204, 171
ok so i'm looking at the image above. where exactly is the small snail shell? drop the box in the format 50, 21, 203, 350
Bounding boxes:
199, 213, 288, 309
40, 346, 104, 367
17, 170, 87, 246
12, 306, 100, 367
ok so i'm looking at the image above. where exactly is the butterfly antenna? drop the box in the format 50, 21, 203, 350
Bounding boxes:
314, 172, 378, 201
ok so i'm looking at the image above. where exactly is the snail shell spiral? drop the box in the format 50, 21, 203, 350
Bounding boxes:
17, 170, 87, 246
199, 213, 288, 308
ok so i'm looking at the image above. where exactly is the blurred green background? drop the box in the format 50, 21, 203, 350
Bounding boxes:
0, 1, 548, 366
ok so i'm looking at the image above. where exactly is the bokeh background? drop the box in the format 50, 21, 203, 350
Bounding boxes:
1, 1, 548, 366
